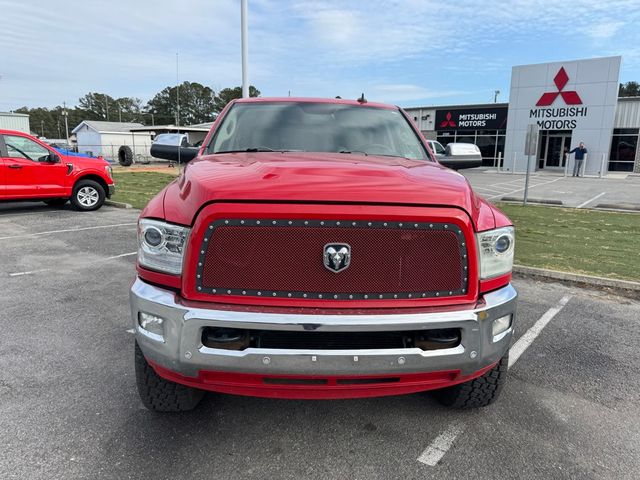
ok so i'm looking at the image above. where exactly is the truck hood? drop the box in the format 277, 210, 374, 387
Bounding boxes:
159, 152, 496, 230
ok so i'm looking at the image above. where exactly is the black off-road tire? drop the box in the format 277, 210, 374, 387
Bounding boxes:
118, 145, 134, 166
70, 179, 105, 211
434, 354, 509, 408
44, 198, 68, 207
135, 342, 205, 412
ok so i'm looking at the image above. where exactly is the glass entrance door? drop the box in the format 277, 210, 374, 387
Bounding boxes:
544, 134, 572, 168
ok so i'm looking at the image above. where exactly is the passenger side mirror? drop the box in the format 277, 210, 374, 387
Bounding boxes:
150, 144, 199, 162
150, 133, 199, 162
46, 153, 61, 163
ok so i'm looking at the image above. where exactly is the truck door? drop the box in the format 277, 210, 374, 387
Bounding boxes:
1, 134, 68, 198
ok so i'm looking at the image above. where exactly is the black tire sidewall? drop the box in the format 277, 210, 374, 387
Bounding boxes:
71, 180, 105, 211
118, 145, 133, 166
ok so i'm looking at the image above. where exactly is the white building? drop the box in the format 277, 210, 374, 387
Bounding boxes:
404, 56, 640, 175
72, 120, 152, 161
0, 112, 30, 133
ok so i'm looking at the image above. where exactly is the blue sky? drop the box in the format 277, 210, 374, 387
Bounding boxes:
1, 0, 640, 111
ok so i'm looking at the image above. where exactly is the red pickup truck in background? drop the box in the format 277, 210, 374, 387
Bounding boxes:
0, 129, 115, 210
132, 97, 517, 412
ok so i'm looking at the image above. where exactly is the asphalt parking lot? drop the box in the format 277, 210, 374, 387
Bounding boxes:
462, 168, 640, 209
1, 202, 639, 480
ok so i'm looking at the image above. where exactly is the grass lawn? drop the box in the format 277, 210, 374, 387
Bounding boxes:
109, 172, 640, 282
498, 203, 640, 282
111, 171, 177, 209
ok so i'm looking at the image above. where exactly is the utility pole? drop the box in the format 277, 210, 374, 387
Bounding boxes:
62, 102, 69, 143
117, 102, 122, 122
176, 52, 181, 167
241, 0, 249, 98
41, 120, 45, 137
105, 96, 109, 121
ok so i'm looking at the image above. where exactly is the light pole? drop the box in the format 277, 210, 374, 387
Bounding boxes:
241, 0, 249, 98
494, 90, 500, 103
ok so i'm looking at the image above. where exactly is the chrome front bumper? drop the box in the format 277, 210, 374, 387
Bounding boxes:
131, 278, 517, 377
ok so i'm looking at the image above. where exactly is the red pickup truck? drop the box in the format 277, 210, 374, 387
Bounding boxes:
0, 129, 115, 210
132, 98, 517, 411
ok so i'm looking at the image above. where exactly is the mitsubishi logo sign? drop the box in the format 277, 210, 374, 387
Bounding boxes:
439, 112, 457, 128
536, 67, 583, 106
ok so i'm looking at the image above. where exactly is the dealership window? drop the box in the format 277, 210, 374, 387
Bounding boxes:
608, 128, 638, 172
436, 131, 455, 148
436, 129, 506, 166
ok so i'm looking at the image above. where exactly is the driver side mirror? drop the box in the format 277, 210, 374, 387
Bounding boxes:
47, 153, 61, 163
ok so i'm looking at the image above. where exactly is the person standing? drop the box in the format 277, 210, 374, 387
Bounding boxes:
570, 142, 588, 177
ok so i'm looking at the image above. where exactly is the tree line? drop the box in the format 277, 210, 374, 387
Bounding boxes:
619, 81, 640, 97
15, 82, 260, 139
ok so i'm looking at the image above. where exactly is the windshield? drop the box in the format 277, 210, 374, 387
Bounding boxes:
432, 141, 446, 155
209, 102, 430, 160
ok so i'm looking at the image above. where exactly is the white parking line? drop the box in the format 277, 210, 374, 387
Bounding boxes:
471, 187, 507, 195
105, 251, 137, 260
487, 177, 563, 200
417, 294, 573, 467
484, 178, 534, 187
417, 422, 465, 466
576, 192, 606, 209
0, 223, 136, 241
483, 185, 518, 192
9, 268, 52, 277
8, 251, 137, 277
508, 295, 572, 367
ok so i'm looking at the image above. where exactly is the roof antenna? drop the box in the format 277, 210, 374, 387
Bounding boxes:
357, 93, 367, 104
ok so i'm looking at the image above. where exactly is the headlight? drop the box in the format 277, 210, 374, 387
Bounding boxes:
138, 219, 190, 274
105, 165, 113, 178
476, 226, 515, 279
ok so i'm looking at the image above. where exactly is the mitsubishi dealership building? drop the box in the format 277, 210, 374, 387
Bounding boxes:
405, 56, 640, 174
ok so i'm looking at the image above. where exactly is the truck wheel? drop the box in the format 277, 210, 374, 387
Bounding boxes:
118, 145, 133, 166
44, 198, 68, 207
434, 354, 508, 408
135, 342, 205, 412
71, 179, 105, 211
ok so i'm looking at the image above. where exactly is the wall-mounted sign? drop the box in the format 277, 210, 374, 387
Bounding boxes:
504, 56, 621, 175
435, 107, 508, 131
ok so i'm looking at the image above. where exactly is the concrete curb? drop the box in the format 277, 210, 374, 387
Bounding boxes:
596, 202, 640, 211
500, 197, 563, 205
105, 199, 133, 209
514, 265, 640, 299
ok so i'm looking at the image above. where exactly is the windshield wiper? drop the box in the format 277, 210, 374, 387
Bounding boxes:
215, 147, 274, 154
368, 153, 410, 159
338, 150, 368, 156
215, 147, 305, 154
